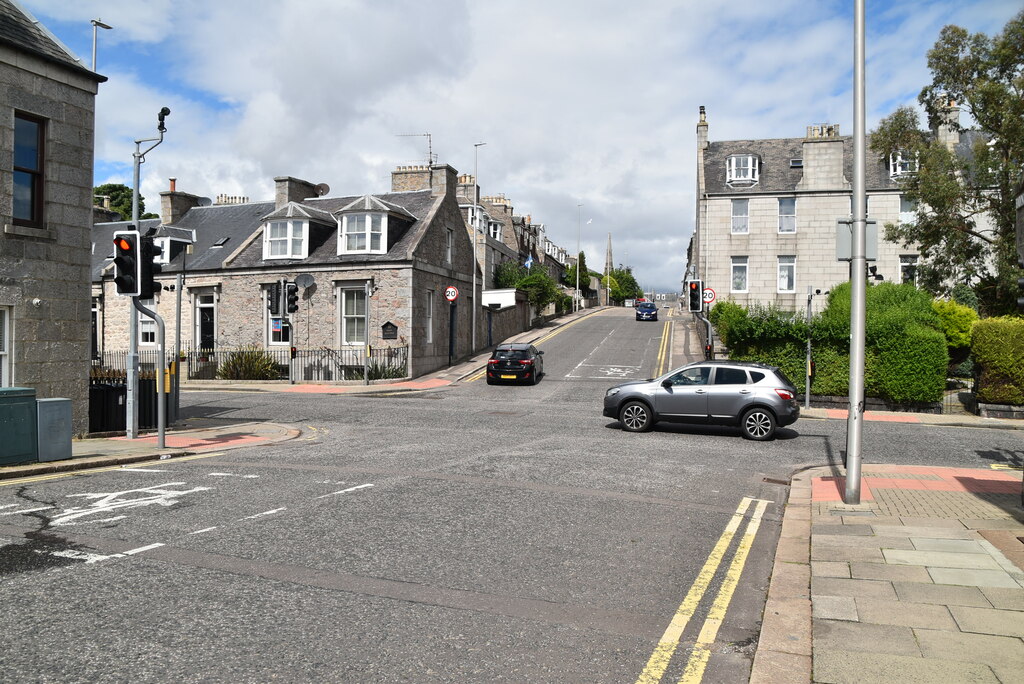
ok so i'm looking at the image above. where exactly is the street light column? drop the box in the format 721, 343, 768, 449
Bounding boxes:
90, 19, 112, 72
576, 203, 582, 312
472, 142, 486, 352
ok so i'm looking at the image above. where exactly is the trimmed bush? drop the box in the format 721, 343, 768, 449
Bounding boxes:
217, 345, 279, 380
972, 317, 1024, 405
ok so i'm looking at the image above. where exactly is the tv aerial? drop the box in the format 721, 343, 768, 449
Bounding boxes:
396, 132, 436, 164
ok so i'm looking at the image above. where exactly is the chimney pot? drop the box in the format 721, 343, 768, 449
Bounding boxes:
169, 177, 177, 192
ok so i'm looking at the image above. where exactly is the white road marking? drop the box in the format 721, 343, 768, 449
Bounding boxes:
123, 543, 164, 555
190, 527, 218, 535
241, 508, 286, 520
0, 506, 54, 516
208, 473, 259, 478
316, 483, 374, 499
43, 549, 113, 564
120, 468, 169, 472
50, 483, 212, 527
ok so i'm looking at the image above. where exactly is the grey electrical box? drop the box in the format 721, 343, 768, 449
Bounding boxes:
836, 218, 878, 261
0, 387, 37, 465
37, 398, 72, 462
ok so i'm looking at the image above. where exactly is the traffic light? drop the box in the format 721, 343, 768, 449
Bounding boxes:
687, 279, 703, 312
286, 282, 299, 313
268, 281, 282, 316
139, 235, 163, 299
112, 230, 141, 296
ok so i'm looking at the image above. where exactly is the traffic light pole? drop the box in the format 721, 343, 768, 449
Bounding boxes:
127, 107, 169, 440
133, 298, 166, 449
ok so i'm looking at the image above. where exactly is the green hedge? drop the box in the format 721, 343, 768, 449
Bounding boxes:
708, 282, 948, 403
972, 317, 1024, 405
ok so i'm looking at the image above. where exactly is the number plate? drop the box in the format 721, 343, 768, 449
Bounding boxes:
500, 374, 517, 379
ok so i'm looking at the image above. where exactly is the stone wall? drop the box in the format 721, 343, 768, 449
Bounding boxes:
0, 46, 99, 436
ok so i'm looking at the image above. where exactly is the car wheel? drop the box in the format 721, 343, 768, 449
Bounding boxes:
531, 368, 541, 385
619, 401, 654, 432
741, 407, 776, 441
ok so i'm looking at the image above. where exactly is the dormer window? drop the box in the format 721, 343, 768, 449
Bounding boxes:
727, 154, 760, 184
489, 221, 502, 240
264, 219, 306, 259
340, 213, 386, 254
889, 152, 918, 177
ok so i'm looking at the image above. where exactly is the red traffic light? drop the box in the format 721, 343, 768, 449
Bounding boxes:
114, 236, 133, 252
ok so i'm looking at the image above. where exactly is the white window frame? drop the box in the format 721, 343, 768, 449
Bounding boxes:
889, 151, 918, 177
446, 229, 453, 264
777, 256, 796, 293
489, 221, 502, 241
900, 255, 919, 285
194, 292, 217, 349
731, 256, 749, 293
138, 297, 156, 345
899, 195, 916, 224
339, 213, 387, 254
263, 219, 307, 259
778, 198, 796, 233
339, 287, 367, 346
425, 289, 434, 344
731, 199, 749, 234
0, 307, 10, 387
727, 154, 759, 184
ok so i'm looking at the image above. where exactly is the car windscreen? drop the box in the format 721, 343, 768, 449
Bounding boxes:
638, 303, 656, 311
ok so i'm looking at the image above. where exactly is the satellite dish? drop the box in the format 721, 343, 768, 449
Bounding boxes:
295, 273, 315, 288
314, 183, 330, 196
197, 196, 213, 207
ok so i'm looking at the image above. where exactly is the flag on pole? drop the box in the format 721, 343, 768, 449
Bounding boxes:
524, 256, 534, 268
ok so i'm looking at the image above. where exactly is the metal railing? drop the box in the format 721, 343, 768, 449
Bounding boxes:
93, 346, 409, 382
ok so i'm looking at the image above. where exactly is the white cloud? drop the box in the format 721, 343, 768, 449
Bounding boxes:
22, 0, 1022, 292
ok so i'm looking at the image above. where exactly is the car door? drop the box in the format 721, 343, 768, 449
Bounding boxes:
654, 366, 710, 422
705, 366, 753, 422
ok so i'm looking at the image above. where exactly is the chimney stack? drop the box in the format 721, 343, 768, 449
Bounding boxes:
160, 181, 203, 225
273, 176, 317, 209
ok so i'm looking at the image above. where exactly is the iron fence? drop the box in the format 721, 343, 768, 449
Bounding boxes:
92, 346, 409, 382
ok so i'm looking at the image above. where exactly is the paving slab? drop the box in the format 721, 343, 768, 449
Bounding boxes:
979, 586, 1024, 610
870, 525, 978, 539
812, 619, 920, 657
892, 581, 993, 607
928, 567, 1022, 589
748, 650, 810, 684
813, 649, 998, 684
810, 561, 850, 578
914, 629, 1024, 684
810, 545, 885, 564
813, 535, 915, 550
949, 605, 1024, 638
849, 561, 932, 583
812, 595, 858, 622
811, 523, 873, 536
910, 538, 987, 554
882, 549, 1003, 570
768, 561, 810, 601
811, 577, 897, 600
854, 597, 956, 629
758, 596, 812, 656
961, 518, 1024, 530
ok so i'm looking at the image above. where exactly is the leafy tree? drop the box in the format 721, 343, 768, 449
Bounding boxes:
870, 11, 1024, 315
516, 272, 560, 311
494, 260, 528, 289
564, 251, 590, 291
93, 182, 158, 220
609, 267, 642, 300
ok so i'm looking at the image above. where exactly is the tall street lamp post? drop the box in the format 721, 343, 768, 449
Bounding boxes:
90, 19, 111, 72
575, 203, 582, 312
471, 142, 486, 352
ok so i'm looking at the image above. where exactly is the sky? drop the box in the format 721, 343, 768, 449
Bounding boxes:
21, 0, 1021, 293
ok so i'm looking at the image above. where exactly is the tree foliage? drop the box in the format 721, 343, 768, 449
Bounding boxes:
564, 251, 590, 291
93, 182, 158, 221
608, 267, 642, 301
869, 11, 1024, 315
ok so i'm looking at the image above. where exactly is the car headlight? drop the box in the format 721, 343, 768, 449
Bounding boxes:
606, 387, 621, 398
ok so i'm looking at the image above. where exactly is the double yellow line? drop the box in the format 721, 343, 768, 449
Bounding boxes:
653, 319, 672, 378
637, 497, 770, 684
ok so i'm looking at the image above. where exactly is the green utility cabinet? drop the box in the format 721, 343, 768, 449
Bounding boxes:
0, 387, 38, 465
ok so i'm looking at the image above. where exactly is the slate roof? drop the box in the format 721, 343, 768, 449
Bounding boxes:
260, 201, 336, 225
0, 0, 106, 81
338, 194, 417, 221
704, 130, 991, 196
91, 190, 438, 281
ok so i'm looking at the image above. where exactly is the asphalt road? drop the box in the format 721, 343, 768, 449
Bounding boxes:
0, 308, 1019, 682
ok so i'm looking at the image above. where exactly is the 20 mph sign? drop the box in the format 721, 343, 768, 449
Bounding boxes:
444, 286, 459, 302
703, 288, 716, 304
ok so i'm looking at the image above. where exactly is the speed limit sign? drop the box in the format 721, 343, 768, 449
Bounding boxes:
702, 287, 716, 304
444, 286, 459, 302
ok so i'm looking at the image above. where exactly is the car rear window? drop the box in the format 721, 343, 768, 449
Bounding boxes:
773, 369, 795, 387
495, 350, 529, 360
749, 371, 765, 383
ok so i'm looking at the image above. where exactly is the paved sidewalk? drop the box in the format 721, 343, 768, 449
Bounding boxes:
751, 464, 1024, 684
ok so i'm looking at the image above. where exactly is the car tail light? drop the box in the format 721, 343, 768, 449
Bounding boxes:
519, 359, 533, 365
775, 389, 794, 400
488, 359, 499, 365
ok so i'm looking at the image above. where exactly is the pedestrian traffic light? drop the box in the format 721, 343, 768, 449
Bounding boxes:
139, 235, 163, 299
687, 279, 703, 312
268, 281, 282, 315
112, 230, 141, 296
286, 282, 299, 313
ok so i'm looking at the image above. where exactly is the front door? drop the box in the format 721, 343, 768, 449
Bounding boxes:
654, 365, 710, 420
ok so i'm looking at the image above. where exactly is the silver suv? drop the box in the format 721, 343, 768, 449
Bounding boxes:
602, 360, 800, 440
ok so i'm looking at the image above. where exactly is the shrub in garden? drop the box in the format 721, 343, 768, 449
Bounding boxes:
932, 298, 978, 373
216, 345, 279, 380
971, 317, 1024, 405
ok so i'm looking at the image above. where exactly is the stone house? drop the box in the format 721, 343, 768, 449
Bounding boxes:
688, 106, 990, 314
93, 164, 531, 380
0, 0, 105, 435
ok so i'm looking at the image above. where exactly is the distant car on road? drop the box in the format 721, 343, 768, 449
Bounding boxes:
486, 343, 544, 385
635, 302, 658, 321
602, 360, 800, 440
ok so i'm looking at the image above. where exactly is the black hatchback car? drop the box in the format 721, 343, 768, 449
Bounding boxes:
636, 302, 658, 321
486, 343, 544, 385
